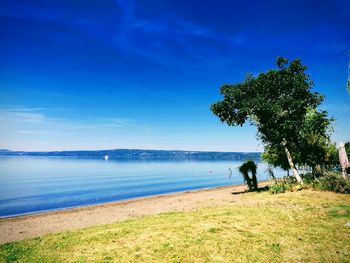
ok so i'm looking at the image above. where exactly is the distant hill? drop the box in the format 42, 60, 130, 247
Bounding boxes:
0, 149, 261, 160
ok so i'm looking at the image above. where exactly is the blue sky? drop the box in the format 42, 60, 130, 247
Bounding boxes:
0, 0, 349, 151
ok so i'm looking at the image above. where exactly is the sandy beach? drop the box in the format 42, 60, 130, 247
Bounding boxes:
0, 182, 269, 244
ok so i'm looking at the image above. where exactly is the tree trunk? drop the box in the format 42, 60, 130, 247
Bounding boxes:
282, 140, 303, 184
267, 167, 277, 182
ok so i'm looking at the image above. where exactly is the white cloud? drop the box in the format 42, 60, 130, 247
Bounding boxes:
0, 107, 261, 152
0, 107, 151, 150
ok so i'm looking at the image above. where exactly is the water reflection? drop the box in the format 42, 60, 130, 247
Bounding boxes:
0, 156, 284, 217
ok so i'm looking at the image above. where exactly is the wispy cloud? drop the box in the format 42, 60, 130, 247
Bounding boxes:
0, 108, 88, 135
114, 0, 245, 69
97, 118, 150, 131
0, 106, 263, 152
1, 0, 246, 71
0, 107, 149, 139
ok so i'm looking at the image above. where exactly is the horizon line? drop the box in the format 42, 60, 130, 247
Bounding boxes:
0, 148, 263, 153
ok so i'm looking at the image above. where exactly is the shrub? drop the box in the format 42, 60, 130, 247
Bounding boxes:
309, 172, 350, 194
270, 172, 350, 194
269, 176, 299, 194
238, 160, 258, 191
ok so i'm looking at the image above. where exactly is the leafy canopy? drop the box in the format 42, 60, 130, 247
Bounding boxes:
297, 108, 335, 168
211, 57, 335, 175
262, 108, 335, 170
211, 57, 324, 148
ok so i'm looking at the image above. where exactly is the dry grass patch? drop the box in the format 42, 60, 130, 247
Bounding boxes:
1, 190, 349, 262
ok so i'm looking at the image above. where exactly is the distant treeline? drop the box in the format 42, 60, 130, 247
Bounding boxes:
0, 149, 261, 160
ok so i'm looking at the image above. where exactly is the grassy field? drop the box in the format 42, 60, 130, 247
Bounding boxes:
1, 190, 349, 262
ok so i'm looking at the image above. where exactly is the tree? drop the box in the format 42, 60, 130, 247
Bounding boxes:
261, 144, 290, 172
239, 160, 258, 191
297, 108, 334, 171
262, 108, 335, 174
211, 57, 324, 183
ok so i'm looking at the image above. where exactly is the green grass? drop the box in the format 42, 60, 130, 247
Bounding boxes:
1, 190, 350, 262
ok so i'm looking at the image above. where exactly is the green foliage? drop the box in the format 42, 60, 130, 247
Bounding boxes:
269, 176, 299, 194
238, 160, 258, 191
323, 142, 339, 166
305, 172, 350, 194
211, 57, 328, 181
211, 57, 323, 145
261, 145, 290, 171
271, 172, 350, 195
262, 108, 335, 172
297, 109, 335, 168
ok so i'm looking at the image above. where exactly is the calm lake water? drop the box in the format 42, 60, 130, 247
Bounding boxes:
0, 156, 284, 217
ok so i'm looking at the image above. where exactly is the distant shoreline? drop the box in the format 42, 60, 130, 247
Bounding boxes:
0, 148, 262, 160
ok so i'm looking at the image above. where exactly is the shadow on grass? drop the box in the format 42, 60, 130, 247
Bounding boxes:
231, 186, 269, 195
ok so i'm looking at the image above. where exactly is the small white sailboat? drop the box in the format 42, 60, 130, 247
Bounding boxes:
104, 155, 109, 160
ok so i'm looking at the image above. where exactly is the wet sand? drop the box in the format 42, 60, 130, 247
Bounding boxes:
0, 182, 268, 244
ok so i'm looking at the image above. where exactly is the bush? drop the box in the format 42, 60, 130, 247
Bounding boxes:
300, 172, 316, 184
308, 172, 350, 194
269, 172, 350, 195
269, 176, 299, 194
239, 160, 258, 191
